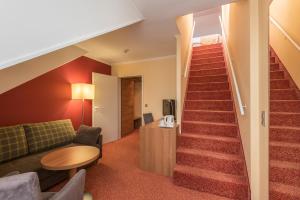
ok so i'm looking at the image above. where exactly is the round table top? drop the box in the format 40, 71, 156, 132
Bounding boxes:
41, 146, 100, 171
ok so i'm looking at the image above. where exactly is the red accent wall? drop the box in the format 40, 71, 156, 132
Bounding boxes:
0, 56, 111, 130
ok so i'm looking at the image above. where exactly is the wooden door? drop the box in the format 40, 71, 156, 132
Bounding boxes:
121, 78, 135, 137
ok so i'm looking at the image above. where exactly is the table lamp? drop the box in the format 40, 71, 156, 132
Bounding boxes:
72, 83, 95, 124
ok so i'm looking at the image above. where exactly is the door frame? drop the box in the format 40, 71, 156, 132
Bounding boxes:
119, 75, 144, 137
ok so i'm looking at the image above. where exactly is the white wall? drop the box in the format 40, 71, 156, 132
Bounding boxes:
194, 12, 222, 37
0, 0, 143, 70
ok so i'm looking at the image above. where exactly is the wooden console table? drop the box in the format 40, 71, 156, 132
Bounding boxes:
139, 121, 178, 177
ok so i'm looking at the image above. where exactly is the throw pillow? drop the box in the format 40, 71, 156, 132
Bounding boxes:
73, 125, 101, 146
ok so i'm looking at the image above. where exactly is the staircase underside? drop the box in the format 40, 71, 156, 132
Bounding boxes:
269, 48, 300, 200
174, 43, 250, 200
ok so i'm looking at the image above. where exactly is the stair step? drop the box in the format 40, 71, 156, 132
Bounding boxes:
271, 100, 300, 113
270, 70, 285, 79
270, 112, 300, 127
173, 165, 248, 199
270, 141, 300, 162
270, 160, 300, 187
188, 82, 229, 91
193, 43, 222, 51
179, 133, 240, 154
271, 63, 280, 71
176, 148, 244, 176
271, 79, 290, 89
270, 56, 276, 63
184, 100, 233, 111
186, 91, 232, 100
182, 121, 238, 138
271, 89, 297, 100
190, 68, 227, 76
270, 126, 300, 143
189, 74, 228, 83
191, 56, 224, 65
270, 182, 300, 200
184, 110, 235, 123
192, 51, 223, 59
190, 62, 226, 70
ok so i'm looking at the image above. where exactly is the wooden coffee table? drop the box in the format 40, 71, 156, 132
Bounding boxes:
41, 146, 100, 178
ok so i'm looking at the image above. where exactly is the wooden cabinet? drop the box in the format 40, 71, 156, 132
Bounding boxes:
139, 121, 178, 177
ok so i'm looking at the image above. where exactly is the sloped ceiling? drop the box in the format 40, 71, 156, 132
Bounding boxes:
76, 0, 237, 64
0, 0, 143, 70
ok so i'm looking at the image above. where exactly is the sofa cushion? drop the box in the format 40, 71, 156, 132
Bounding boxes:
73, 125, 101, 146
0, 125, 28, 163
24, 119, 76, 153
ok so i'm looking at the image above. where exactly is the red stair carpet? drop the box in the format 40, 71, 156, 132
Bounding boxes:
269, 48, 300, 200
173, 43, 250, 200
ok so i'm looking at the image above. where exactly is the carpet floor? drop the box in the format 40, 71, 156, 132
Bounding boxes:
53, 131, 231, 200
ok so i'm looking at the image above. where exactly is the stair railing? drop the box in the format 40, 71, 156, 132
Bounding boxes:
270, 16, 300, 51
219, 16, 246, 116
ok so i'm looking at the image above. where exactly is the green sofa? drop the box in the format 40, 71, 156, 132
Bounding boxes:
0, 119, 102, 191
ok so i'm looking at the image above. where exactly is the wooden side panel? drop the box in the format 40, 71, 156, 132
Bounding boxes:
121, 79, 135, 137
140, 121, 178, 177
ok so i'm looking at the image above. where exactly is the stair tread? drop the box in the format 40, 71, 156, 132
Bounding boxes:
270, 182, 300, 197
270, 125, 300, 131
187, 90, 231, 93
270, 141, 300, 148
271, 100, 300, 102
181, 132, 239, 142
177, 147, 242, 161
190, 67, 226, 72
192, 56, 224, 61
174, 165, 247, 185
185, 100, 233, 102
189, 74, 227, 78
189, 81, 229, 85
184, 110, 234, 114
271, 160, 300, 170
183, 120, 237, 126
271, 111, 300, 114
193, 51, 223, 56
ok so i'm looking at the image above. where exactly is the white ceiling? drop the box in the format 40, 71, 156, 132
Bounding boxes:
0, 0, 143, 70
77, 0, 236, 64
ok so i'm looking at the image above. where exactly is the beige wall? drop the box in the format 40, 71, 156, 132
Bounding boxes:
176, 14, 194, 124
112, 56, 176, 121
270, 0, 300, 88
222, 0, 270, 199
222, 1, 251, 179
0, 46, 86, 94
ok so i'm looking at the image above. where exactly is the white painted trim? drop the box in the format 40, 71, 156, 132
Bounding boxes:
175, 34, 182, 128
270, 16, 300, 51
112, 55, 176, 65
0, 18, 143, 70
219, 16, 246, 116
184, 20, 196, 78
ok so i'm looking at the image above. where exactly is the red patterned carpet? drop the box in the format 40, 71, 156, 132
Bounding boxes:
82, 131, 230, 200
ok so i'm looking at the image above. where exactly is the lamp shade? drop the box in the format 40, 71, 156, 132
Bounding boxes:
72, 83, 95, 100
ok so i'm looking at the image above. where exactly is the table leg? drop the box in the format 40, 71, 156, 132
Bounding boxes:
69, 168, 77, 178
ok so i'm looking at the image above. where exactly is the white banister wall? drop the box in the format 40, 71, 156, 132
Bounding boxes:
219, 16, 246, 116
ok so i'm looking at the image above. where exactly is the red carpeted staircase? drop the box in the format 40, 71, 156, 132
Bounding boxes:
173, 43, 250, 199
269, 48, 300, 200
